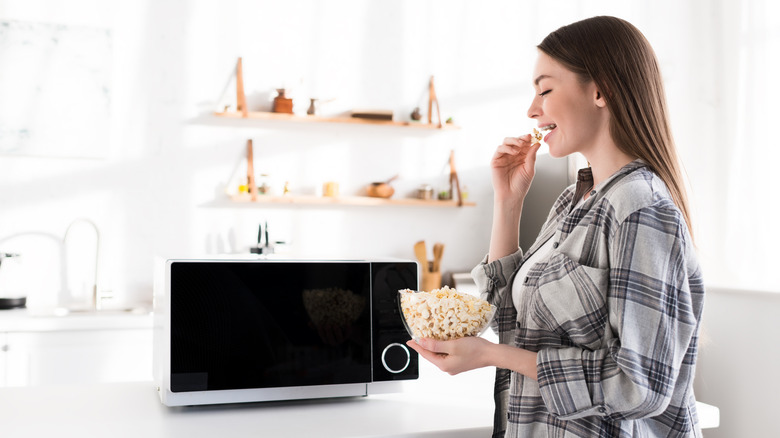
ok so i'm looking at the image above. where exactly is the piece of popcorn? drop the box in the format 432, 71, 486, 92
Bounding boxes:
531, 128, 543, 145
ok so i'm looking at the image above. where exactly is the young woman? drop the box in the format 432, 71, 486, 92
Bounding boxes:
407, 16, 704, 437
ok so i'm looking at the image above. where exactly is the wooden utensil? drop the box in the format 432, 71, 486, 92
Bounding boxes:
414, 241, 428, 272
432, 243, 444, 272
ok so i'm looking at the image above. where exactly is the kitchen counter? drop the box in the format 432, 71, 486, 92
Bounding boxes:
0, 309, 154, 387
0, 307, 153, 332
0, 381, 494, 438
0, 310, 719, 436
0, 372, 719, 437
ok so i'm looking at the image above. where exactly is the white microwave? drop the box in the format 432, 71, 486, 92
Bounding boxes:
153, 258, 419, 407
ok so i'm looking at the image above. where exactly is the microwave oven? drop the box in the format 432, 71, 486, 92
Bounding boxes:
153, 257, 419, 406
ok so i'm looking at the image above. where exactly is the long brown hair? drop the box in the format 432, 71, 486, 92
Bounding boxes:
538, 16, 694, 238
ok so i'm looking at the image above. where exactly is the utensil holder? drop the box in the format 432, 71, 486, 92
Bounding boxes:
421, 270, 441, 292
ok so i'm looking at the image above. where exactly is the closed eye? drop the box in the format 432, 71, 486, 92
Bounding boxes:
539, 90, 552, 97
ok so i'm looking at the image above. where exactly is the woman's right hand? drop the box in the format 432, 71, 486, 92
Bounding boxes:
490, 134, 542, 203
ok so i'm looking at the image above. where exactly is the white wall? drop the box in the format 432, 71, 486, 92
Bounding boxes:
694, 287, 780, 437
0, 0, 723, 308
0, 0, 599, 308
0, 0, 520, 308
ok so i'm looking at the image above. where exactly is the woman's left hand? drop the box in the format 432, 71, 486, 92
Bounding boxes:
406, 337, 493, 375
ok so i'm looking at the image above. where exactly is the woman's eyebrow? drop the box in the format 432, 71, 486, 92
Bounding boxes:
534, 74, 552, 86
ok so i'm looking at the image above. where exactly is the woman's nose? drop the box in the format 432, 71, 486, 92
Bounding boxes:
527, 96, 542, 120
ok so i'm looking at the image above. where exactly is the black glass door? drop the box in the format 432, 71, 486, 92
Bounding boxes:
170, 261, 371, 392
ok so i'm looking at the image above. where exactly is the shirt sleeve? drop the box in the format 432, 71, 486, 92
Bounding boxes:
471, 249, 523, 305
471, 249, 523, 336
535, 203, 700, 421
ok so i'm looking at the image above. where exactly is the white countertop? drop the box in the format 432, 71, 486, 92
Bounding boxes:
0, 359, 719, 438
0, 381, 494, 438
0, 308, 153, 332
0, 381, 720, 438
0, 310, 719, 436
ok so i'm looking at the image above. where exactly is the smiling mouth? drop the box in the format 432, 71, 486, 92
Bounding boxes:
531, 124, 557, 144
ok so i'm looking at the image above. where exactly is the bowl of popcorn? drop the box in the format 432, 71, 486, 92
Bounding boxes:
398, 286, 496, 341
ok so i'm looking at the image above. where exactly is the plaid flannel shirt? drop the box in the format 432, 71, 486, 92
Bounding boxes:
472, 160, 704, 437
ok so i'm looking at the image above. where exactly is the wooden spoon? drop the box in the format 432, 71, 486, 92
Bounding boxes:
414, 241, 428, 273
432, 243, 444, 272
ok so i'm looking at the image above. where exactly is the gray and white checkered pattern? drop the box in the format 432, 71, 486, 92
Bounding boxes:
473, 161, 704, 437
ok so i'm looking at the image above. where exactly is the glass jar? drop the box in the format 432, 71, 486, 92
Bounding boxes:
416, 184, 434, 200
257, 174, 271, 195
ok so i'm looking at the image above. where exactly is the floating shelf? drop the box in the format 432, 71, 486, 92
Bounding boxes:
229, 193, 475, 207
214, 111, 460, 130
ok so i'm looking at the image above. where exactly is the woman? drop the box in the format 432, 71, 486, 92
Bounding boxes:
407, 16, 705, 438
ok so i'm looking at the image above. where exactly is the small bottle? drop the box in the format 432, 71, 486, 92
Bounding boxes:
307, 98, 318, 115
272, 89, 293, 114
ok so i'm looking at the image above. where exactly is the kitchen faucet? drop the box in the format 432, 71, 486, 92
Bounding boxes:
63, 218, 101, 311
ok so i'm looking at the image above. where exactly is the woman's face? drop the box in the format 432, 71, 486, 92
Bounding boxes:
527, 52, 606, 159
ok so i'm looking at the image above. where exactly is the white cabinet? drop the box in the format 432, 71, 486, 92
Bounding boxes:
0, 332, 7, 386
0, 322, 152, 387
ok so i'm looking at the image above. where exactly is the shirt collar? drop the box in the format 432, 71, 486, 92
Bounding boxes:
573, 159, 646, 204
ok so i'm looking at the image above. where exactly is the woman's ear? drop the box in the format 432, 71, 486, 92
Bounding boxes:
595, 90, 607, 108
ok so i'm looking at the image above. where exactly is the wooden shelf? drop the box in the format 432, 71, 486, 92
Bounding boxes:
214, 111, 460, 130
229, 193, 475, 207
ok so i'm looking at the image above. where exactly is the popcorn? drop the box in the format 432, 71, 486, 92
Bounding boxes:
531, 128, 544, 145
530, 125, 555, 145
399, 286, 495, 341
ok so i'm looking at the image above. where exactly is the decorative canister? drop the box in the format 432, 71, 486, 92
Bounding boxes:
416, 184, 434, 200
257, 174, 271, 195
272, 89, 293, 114
322, 181, 339, 197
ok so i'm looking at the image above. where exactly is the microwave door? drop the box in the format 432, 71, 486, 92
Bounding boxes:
169, 261, 372, 393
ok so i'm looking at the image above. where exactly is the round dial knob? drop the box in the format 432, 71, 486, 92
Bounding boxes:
381, 342, 411, 374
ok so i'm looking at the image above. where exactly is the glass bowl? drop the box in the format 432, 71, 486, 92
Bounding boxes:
397, 287, 496, 341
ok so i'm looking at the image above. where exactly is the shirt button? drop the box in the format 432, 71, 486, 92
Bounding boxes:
590, 190, 597, 196
552, 242, 559, 249
598, 407, 606, 414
